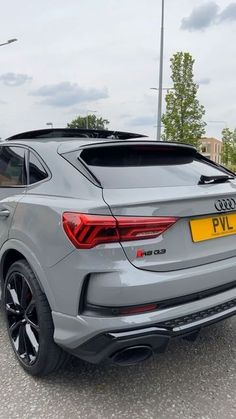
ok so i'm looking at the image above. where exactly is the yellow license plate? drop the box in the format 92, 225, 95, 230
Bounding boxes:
190, 213, 236, 243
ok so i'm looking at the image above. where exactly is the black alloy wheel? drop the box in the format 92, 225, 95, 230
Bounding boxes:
5, 271, 39, 366
3, 259, 68, 376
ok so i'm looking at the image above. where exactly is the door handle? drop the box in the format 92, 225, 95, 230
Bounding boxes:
0, 209, 10, 217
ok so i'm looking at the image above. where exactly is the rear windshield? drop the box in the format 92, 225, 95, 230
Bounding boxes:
76, 144, 232, 189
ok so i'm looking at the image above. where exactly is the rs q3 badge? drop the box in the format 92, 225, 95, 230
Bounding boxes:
136, 249, 166, 258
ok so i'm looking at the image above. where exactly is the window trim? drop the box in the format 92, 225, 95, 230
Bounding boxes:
0, 145, 27, 188
26, 148, 51, 187
0, 144, 51, 189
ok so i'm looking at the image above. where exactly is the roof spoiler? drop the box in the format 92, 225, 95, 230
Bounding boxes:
5, 128, 147, 141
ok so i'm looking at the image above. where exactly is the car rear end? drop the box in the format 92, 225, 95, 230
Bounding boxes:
51, 140, 236, 365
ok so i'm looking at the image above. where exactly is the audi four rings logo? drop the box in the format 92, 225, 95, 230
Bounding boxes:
214, 198, 236, 212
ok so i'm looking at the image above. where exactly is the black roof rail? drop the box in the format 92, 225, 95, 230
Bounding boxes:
5, 128, 147, 141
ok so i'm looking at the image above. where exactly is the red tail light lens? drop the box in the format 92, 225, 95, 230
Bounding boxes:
62, 213, 118, 249
62, 213, 178, 249
117, 216, 178, 242
119, 303, 158, 315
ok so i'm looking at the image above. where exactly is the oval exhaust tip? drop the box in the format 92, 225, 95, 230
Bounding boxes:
112, 345, 153, 366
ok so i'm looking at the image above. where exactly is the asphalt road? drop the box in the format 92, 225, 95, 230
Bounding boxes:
1, 309, 236, 419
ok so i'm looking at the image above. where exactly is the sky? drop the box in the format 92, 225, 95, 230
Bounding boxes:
0, 0, 236, 140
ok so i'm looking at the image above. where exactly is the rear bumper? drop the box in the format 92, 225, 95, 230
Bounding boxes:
53, 289, 236, 364
86, 254, 236, 308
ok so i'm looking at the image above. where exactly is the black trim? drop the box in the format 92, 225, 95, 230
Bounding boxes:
27, 149, 51, 186
25, 148, 30, 185
0, 144, 51, 188
197, 152, 236, 177
157, 298, 236, 330
67, 328, 170, 364
0, 144, 27, 188
67, 299, 236, 364
83, 280, 236, 317
79, 275, 91, 314
5, 128, 147, 141
79, 140, 196, 152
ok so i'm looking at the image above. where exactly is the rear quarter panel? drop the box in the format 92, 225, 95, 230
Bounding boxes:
6, 153, 112, 314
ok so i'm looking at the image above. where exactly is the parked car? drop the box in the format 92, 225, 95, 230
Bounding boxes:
1, 128, 236, 376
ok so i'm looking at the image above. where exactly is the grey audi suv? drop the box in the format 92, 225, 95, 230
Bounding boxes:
0, 128, 236, 376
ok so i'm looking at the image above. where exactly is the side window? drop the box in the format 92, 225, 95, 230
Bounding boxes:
29, 152, 48, 184
0, 146, 26, 186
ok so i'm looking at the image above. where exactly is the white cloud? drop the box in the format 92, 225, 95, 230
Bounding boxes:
31, 82, 109, 107
218, 3, 236, 22
181, 2, 219, 31
181, 2, 236, 31
0, 72, 32, 87
0, 0, 236, 140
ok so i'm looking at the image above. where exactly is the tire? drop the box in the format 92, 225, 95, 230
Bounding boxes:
3, 259, 68, 376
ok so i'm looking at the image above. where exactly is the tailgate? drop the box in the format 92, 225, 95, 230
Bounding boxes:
72, 141, 236, 272
103, 184, 236, 271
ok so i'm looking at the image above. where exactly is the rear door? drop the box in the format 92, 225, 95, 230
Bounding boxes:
79, 142, 236, 272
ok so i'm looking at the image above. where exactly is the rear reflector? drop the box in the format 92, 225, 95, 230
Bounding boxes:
62, 213, 178, 249
119, 303, 158, 315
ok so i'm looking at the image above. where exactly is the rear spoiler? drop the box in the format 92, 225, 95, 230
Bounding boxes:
5, 128, 147, 141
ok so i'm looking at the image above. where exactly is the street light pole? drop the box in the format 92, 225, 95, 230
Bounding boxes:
0, 38, 18, 47
156, 0, 165, 141
86, 110, 97, 129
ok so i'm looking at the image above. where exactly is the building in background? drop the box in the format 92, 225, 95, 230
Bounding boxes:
200, 137, 222, 164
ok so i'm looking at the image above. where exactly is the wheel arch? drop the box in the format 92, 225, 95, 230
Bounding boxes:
0, 239, 56, 310
1, 249, 25, 281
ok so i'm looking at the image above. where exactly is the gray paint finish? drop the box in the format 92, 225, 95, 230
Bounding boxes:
1, 135, 236, 357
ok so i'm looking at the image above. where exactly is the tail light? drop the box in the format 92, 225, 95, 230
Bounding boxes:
62, 212, 178, 249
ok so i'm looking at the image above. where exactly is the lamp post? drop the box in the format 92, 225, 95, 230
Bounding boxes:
0, 38, 18, 141
46, 122, 53, 129
156, 0, 165, 141
150, 87, 173, 138
0, 38, 18, 47
86, 110, 97, 129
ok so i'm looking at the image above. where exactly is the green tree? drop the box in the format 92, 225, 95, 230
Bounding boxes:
221, 128, 233, 166
221, 128, 236, 170
67, 114, 109, 130
162, 52, 206, 148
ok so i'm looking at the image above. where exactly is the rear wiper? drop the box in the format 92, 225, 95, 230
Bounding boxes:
198, 175, 235, 185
